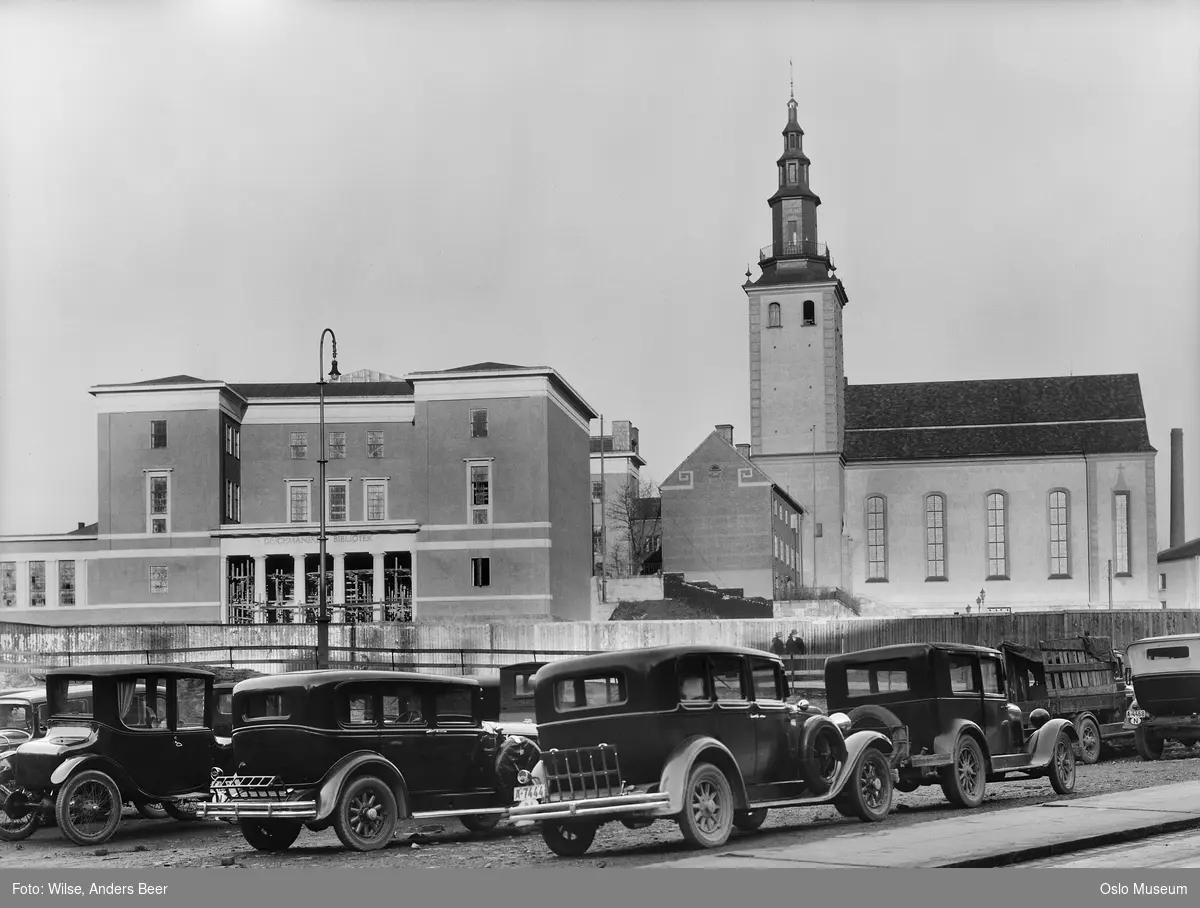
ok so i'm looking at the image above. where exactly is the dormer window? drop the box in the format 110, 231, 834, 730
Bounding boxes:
768, 302, 781, 328
803, 300, 815, 326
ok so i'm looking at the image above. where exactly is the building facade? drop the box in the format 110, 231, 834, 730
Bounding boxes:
1158, 539, 1200, 610
0, 363, 596, 625
660, 426, 804, 600
590, 419, 653, 577
727, 91, 1161, 611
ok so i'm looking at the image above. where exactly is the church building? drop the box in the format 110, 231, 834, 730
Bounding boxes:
666, 89, 1160, 613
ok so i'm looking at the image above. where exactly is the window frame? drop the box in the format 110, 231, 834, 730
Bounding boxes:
225, 422, 233, 455
1114, 490, 1132, 576
1048, 489, 1071, 578
802, 299, 816, 326
367, 430, 385, 459
470, 408, 489, 439
986, 491, 1010, 580
925, 492, 947, 580
150, 419, 167, 449
467, 459, 493, 525
149, 565, 169, 595
57, 560, 76, 607
327, 431, 347, 460
234, 427, 240, 459
29, 561, 46, 607
471, 556, 490, 588
146, 470, 171, 535
767, 302, 782, 328
364, 478, 388, 522
287, 479, 311, 524
866, 495, 888, 582
326, 480, 350, 523
289, 432, 308, 460
1, 561, 15, 608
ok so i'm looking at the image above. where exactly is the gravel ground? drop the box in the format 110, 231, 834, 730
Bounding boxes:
5, 743, 1200, 870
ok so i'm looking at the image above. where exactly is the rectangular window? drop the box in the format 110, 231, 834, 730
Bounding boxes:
240, 691, 294, 722
367, 430, 384, 458
150, 419, 167, 449
226, 481, 234, 521
366, 482, 386, 521
328, 432, 346, 459
29, 561, 46, 607
710, 655, 749, 701
787, 162, 797, 184
1160, 573, 1167, 590
59, 560, 75, 607
470, 408, 488, 438
176, 678, 207, 729
980, 657, 1005, 695
1049, 490, 1070, 577
1, 562, 16, 608
750, 657, 786, 702
925, 494, 946, 579
235, 483, 241, 522
948, 655, 978, 694
290, 432, 307, 459
288, 482, 310, 523
468, 461, 492, 525
148, 472, 170, 534
1114, 491, 1131, 575
592, 480, 604, 500
149, 566, 168, 594
234, 427, 240, 459
866, 496, 887, 580
987, 492, 1008, 578
433, 687, 475, 726
381, 684, 425, 726
472, 556, 490, 587
553, 674, 627, 711
225, 423, 233, 455
327, 482, 348, 522
341, 691, 376, 727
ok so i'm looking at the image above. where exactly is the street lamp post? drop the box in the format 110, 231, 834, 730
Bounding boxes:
317, 328, 340, 669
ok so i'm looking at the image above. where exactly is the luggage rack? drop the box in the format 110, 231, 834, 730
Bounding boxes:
543, 744, 625, 801
199, 775, 318, 820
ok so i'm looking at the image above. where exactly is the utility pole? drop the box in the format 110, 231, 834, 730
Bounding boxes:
1107, 559, 1113, 610
811, 424, 818, 592
599, 414, 607, 605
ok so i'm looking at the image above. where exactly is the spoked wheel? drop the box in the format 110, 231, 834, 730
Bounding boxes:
460, 814, 502, 833
241, 819, 303, 852
1049, 731, 1077, 795
1135, 725, 1164, 761
677, 762, 734, 849
0, 798, 40, 842
843, 747, 893, 822
137, 802, 169, 820
333, 775, 398, 852
732, 808, 768, 832
540, 820, 598, 857
939, 736, 986, 809
162, 800, 200, 822
56, 770, 122, 846
1076, 717, 1102, 765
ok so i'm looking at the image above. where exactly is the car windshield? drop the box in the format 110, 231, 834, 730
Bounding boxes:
0, 701, 33, 733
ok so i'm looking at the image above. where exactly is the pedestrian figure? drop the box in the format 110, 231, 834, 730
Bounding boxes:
770, 632, 785, 656
785, 630, 807, 656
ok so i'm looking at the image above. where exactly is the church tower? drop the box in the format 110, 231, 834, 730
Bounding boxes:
744, 85, 849, 591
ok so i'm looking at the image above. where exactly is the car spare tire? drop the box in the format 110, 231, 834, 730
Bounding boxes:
494, 735, 541, 794
798, 716, 847, 796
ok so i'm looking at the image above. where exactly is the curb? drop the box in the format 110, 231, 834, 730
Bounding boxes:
940, 814, 1200, 867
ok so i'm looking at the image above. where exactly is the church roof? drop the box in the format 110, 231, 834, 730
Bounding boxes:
843, 374, 1154, 461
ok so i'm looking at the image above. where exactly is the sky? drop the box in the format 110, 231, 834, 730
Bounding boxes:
1, 0, 1198, 545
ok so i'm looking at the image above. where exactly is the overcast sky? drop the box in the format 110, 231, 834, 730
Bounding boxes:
1, 0, 1198, 547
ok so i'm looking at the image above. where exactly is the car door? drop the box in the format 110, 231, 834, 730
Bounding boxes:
748, 656, 791, 784
978, 654, 1013, 756
335, 682, 383, 768
708, 653, 757, 779
166, 676, 217, 794
108, 675, 177, 797
376, 681, 433, 795
427, 685, 492, 795
942, 653, 985, 748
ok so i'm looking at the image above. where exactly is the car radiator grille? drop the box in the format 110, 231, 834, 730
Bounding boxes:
543, 744, 624, 802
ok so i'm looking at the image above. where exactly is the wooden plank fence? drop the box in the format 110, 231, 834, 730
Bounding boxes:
2, 611, 1198, 681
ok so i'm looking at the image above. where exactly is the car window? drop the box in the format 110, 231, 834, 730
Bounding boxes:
48, 679, 93, 718
0, 703, 31, 733
339, 687, 377, 727
554, 674, 627, 711
948, 655, 978, 694
842, 660, 910, 696
216, 692, 233, 720
382, 683, 425, 726
749, 657, 785, 702
677, 656, 710, 702
979, 658, 1005, 695
710, 655, 748, 702
176, 678, 208, 729
241, 691, 294, 722
115, 677, 164, 730
433, 687, 475, 726
37, 703, 49, 728
514, 672, 536, 699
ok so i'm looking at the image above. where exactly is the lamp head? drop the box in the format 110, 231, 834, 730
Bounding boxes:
328, 359, 340, 381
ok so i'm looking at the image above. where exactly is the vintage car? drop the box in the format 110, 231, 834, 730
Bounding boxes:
0, 665, 218, 845
825, 643, 1079, 808
1123, 633, 1200, 760
199, 670, 541, 852
508, 645, 895, 857
212, 681, 236, 774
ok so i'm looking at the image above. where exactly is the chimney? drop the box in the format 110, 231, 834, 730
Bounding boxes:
1171, 428, 1185, 548
715, 424, 734, 446
77, 522, 85, 531
736, 443, 751, 460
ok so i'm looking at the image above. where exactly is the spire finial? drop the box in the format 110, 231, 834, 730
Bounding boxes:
789, 59, 794, 100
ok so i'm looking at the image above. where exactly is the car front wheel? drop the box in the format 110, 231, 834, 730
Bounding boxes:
1048, 731, 1077, 795
0, 801, 39, 841
241, 819, 303, 852
162, 800, 200, 822
939, 736, 986, 809
460, 814, 502, 833
56, 770, 123, 846
843, 747, 893, 822
136, 802, 168, 820
677, 762, 734, 849
334, 775, 398, 852
1076, 716, 1102, 765
540, 820, 597, 857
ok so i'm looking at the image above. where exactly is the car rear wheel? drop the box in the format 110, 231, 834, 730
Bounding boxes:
334, 775, 398, 852
677, 762, 734, 849
56, 770, 122, 846
939, 736, 986, 809
541, 820, 597, 856
241, 819, 303, 852
0, 800, 39, 841
137, 802, 169, 820
162, 800, 200, 822
843, 747, 893, 822
732, 808, 768, 831
1076, 716, 1102, 765
460, 814, 502, 833
1135, 725, 1164, 761
1048, 731, 1077, 795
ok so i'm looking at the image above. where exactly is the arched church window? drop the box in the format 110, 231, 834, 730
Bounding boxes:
866, 496, 887, 581
925, 494, 946, 580
803, 300, 815, 326
768, 302, 781, 328
986, 492, 1009, 579
1048, 490, 1070, 578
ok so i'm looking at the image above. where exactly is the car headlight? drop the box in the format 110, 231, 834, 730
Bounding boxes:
516, 769, 532, 785
828, 712, 852, 734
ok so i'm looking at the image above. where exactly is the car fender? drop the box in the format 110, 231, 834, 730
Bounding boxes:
314, 751, 410, 824
931, 719, 989, 763
825, 730, 892, 798
1025, 717, 1078, 765
658, 735, 748, 814
50, 754, 137, 797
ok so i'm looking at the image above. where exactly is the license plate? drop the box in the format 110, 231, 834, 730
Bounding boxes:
1127, 708, 1148, 719
514, 783, 546, 804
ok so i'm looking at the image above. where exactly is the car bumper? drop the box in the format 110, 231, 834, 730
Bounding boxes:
507, 791, 671, 823
198, 799, 318, 820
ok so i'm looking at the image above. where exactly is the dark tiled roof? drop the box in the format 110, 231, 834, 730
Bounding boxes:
437, 362, 526, 373
1159, 538, 1200, 563
119, 375, 209, 386
843, 374, 1153, 462
230, 381, 414, 399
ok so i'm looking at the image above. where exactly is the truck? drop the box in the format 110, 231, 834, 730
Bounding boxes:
999, 635, 1134, 764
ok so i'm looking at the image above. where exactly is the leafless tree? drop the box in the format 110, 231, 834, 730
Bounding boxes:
604, 477, 661, 577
